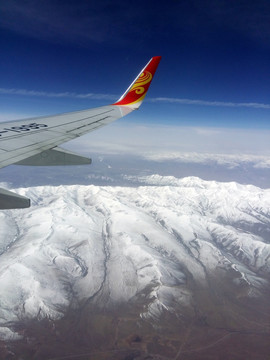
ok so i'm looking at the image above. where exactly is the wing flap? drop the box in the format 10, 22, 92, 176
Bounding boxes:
15, 147, 91, 166
0, 188, 30, 209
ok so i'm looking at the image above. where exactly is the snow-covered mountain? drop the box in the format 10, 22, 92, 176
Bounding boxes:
0, 176, 270, 351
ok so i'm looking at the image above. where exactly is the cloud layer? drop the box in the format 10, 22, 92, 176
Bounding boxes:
2, 87, 270, 110
0, 88, 115, 100
66, 123, 270, 169
142, 151, 270, 169
151, 97, 270, 109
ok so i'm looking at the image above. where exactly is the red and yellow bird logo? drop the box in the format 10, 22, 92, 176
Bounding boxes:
130, 71, 153, 95
113, 56, 161, 108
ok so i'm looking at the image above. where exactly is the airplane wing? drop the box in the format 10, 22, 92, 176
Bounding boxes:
0, 56, 161, 209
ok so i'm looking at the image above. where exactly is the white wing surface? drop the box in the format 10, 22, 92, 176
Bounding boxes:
0, 56, 161, 208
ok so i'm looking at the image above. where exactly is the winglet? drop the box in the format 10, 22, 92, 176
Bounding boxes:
113, 56, 161, 109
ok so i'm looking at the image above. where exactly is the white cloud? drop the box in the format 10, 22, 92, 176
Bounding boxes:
194, 128, 222, 136
142, 151, 270, 169
150, 97, 270, 109
3, 86, 270, 110
0, 88, 116, 100
65, 123, 270, 169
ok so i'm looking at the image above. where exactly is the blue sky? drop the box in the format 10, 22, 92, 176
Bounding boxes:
1, 0, 270, 129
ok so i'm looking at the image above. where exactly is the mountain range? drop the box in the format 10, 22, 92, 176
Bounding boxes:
0, 176, 269, 359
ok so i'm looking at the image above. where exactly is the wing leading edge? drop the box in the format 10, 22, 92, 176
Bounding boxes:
0, 56, 161, 209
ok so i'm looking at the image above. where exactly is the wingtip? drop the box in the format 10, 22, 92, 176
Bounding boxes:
113, 56, 161, 109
